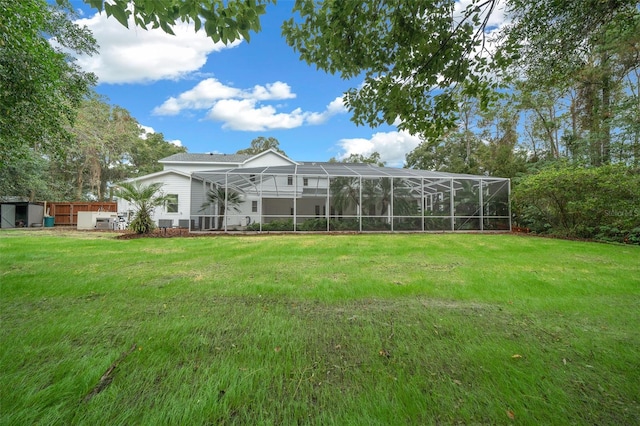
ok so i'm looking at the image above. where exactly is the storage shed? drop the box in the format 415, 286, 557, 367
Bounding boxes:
0, 201, 44, 228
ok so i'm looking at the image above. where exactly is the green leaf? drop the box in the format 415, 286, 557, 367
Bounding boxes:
86, 0, 104, 12
240, 28, 251, 42
104, 3, 129, 28
159, 20, 175, 35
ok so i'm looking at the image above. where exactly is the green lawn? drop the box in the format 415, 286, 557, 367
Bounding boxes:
1, 230, 638, 425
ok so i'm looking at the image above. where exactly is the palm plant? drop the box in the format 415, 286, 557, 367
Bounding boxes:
454, 180, 480, 216
116, 181, 170, 234
202, 186, 244, 229
329, 176, 360, 216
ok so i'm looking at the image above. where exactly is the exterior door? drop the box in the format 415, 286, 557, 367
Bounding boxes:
1, 204, 16, 228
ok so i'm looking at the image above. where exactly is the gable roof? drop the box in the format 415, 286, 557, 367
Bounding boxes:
241, 149, 298, 166
120, 169, 202, 184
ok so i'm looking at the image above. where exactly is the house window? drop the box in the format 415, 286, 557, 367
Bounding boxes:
166, 194, 178, 213
287, 175, 293, 185
315, 205, 320, 217
252, 200, 258, 213
303, 178, 309, 186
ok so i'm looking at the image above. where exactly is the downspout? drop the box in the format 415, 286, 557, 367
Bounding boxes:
293, 166, 298, 232
390, 178, 394, 232
479, 179, 484, 231
359, 176, 362, 232
450, 179, 455, 231
224, 173, 228, 232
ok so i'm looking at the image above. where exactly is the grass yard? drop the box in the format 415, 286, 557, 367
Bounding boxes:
1, 230, 638, 425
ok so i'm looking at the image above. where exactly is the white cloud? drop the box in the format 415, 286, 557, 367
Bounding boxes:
249, 82, 297, 101
153, 78, 243, 115
73, 12, 241, 84
208, 99, 306, 131
138, 124, 181, 146
154, 79, 347, 131
336, 130, 422, 168
138, 124, 154, 138
306, 96, 347, 125
152, 78, 296, 116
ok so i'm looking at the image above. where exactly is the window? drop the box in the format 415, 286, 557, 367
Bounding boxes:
166, 194, 178, 213
252, 200, 258, 213
315, 205, 320, 217
303, 178, 309, 186
287, 175, 293, 185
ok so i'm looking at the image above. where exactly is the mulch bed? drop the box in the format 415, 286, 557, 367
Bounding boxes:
116, 228, 198, 239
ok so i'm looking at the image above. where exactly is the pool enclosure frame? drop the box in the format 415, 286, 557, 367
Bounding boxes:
190, 163, 510, 233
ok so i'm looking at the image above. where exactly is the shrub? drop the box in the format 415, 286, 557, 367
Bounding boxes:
513, 163, 640, 244
298, 218, 328, 231
246, 219, 294, 231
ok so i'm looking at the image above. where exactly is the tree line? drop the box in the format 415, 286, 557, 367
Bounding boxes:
0, 93, 185, 202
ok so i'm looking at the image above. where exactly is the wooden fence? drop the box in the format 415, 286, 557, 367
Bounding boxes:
47, 202, 118, 226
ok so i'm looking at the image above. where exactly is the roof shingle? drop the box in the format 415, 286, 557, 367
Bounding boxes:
160, 153, 252, 163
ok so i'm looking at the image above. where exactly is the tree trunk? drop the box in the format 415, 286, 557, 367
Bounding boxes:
76, 166, 84, 200
218, 205, 225, 229
601, 71, 612, 164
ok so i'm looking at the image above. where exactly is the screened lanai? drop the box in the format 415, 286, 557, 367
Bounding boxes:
189, 163, 510, 232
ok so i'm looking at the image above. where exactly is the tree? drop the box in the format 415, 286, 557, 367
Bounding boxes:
331, 152, 386, 167
476, 96, 528, 179
0, 0, 97, 165
406, 96, 484, 174
282, 0, 500, 140
130, 132, 186, 176
0, 145, 51, 202
79, 0, 273, 44
62, 95, 141, 200
116, 182, 170, 234
282, 1, 637, 140
82, 1, 636, 143
504, 2, 639, 166
202, 186, 244, 229
329, 152, 388, 218
236, 136, 286, 156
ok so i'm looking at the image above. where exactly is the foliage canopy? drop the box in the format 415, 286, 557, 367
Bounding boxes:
0, 0, 97, 164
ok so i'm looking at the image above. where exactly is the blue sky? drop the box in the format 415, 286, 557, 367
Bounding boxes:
69, 1, 507, 166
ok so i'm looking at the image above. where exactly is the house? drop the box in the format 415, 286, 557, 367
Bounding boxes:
116, 149, 511, 232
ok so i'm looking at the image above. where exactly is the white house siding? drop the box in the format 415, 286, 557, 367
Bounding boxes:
243, 151, 295, 168
117, 172, 192, 227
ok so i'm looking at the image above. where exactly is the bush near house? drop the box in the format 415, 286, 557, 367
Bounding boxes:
512, 163, 640, 244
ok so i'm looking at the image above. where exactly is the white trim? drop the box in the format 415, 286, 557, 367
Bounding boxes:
121, 169, 202, 183
241, 149, 299, 166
